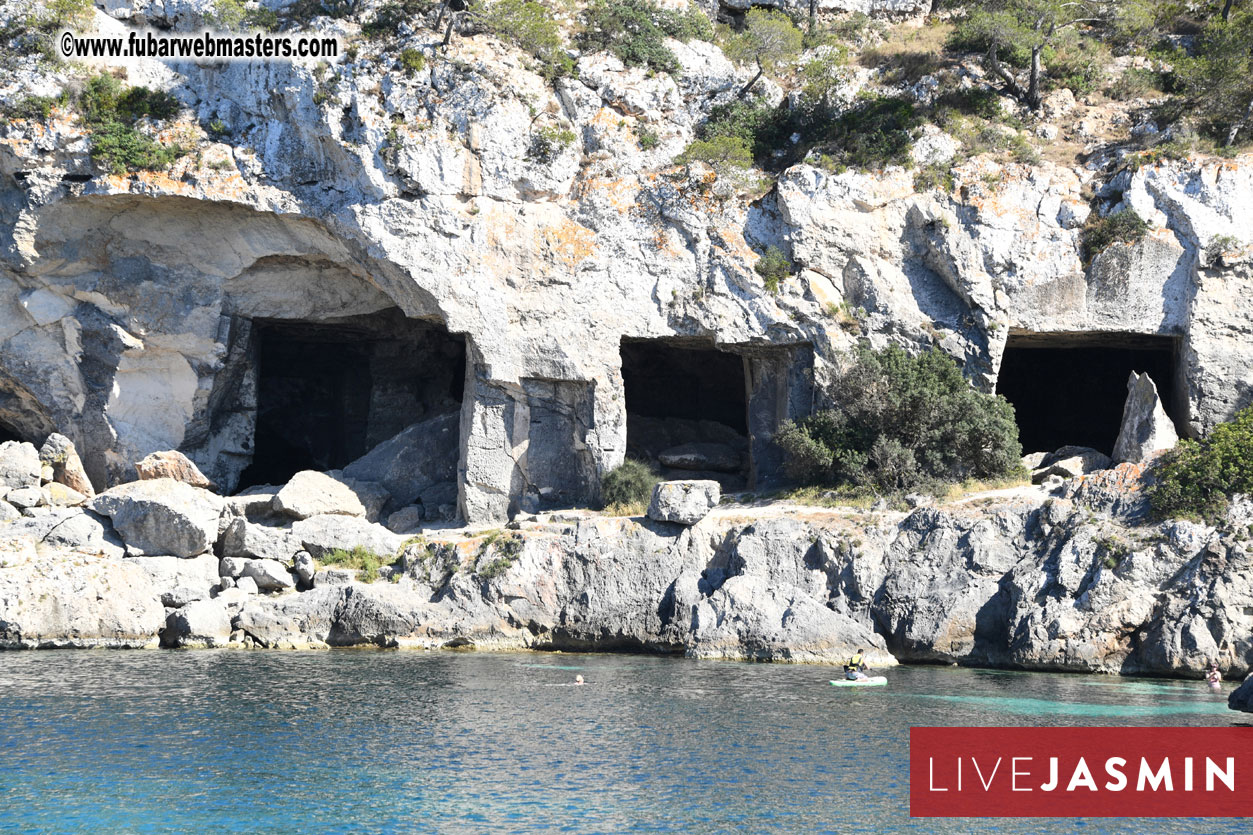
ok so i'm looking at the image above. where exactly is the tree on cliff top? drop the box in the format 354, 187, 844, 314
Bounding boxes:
777, 344, 1022, 494
723, 8, 804, 99
1175, 3, 1253, 146
948, 0, 1105, 110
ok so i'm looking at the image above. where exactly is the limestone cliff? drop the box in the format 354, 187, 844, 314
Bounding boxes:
0, 0, 1251, 523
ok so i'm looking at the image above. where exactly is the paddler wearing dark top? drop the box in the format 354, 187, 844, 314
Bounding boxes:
844, 648, 869, 681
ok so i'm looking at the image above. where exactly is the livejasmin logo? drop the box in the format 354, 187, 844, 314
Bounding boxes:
910, 727, 1253, 818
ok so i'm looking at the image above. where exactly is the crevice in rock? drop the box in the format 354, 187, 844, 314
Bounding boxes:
996, 330, 1183, 457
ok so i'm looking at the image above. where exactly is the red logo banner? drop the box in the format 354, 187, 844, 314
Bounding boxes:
910, 727, 1253, 817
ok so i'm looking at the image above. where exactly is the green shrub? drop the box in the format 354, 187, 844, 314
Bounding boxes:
321, 545, 388, 583
528, 125, 576, 162
1080, 208, 1150, 265
1106, 67, 1165, 101
479, 0, 575, 80
1149, 406, 1253, 522
477, 533, 523, 579
699, 98, 780, 160
4, 94, 62, 120
579, 0, 712, 75
212, 0, 279, 30
776, 344, 1022, 494
754, 246, 792, 293
637, 125, 659, 150
363, 0, 434, 37
602, 459, 660, 509
399, 47, 425, 76
676, 134, 754, 173
813, 95, 920, 172
77, 75, 185, 175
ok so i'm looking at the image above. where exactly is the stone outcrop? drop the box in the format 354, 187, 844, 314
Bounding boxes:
273, 471, 368, 520
1112, 372, 1179, 463
0, 442, 40, 491
647, 480, 721, 525
134, 450, 213, 489
1231, 674, 1253, 713
39, 434, 94, 497
89, 478, 224, 557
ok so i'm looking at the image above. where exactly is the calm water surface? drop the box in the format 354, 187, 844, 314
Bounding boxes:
0, 651, 1245, 833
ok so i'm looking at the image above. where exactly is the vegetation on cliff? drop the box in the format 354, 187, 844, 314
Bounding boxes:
777, 345, 1022, 494
1150, 405, 1253, 522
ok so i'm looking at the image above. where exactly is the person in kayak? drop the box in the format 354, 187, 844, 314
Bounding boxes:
844, 649, 869, 681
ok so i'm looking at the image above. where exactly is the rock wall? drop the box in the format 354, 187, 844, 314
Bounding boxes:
3, 463, 1251, 679
0, 5, 1252, 522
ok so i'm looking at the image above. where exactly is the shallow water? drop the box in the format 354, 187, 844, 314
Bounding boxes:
0, 651, 1244, 833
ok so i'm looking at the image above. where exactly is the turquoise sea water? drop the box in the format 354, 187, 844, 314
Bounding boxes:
0, 651, 1245, 833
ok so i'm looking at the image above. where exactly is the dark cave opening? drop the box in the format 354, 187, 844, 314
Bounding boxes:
621, 339, 750, 488
238, 310, 465, 489
996, 332, 1182, 456
0, 421, 24, 444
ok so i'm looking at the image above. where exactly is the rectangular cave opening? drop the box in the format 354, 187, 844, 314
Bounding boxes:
621, 338, 749, 490
239, 309, 465, 489
996, 331, 1182, 457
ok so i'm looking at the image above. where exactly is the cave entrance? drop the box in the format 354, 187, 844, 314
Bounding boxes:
996, 331, 1182, 456
238, 309, 465, 489
620, 339, 751, 490
0, 421, 24, 444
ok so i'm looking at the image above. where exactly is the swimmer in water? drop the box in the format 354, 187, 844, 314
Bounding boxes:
575, 674, 584, 686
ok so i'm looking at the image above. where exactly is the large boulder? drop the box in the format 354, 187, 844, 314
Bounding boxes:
0, 551, 164, 648
220, 517, 300, 563
89, 478, 224, 557
134, 450, 213, 488
38, 434, 94, 497
273, 471, 367, 520
163, 599, 233, 648
342, 411, 460, 509
290, 514, 404, 560
1031, 446, 1113, 484
1230, 674, 1253, 714
647, 480, 721, 525
1112, 371, 1179, 463
129, 554, 220, 606
0, 441, 40, 490
41, 509, 125, 558
241, 558, 297, 591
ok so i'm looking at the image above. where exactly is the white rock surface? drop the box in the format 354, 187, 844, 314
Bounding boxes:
1113, 371, 1179, 463
648, 480, 721, 525
90, 479, 224, 558
273, 471, 367, 520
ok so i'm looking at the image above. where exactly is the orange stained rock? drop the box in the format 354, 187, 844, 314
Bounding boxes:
540, 216, 597, 270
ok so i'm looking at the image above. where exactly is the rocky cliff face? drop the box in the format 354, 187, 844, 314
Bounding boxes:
1, 2, 1252, 522
3, 447, 1251, 680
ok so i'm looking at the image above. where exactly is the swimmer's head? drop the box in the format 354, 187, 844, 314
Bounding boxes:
575, 674, 584, 685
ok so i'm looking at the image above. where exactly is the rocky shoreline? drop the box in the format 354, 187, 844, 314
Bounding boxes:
4, 434, 1252, 707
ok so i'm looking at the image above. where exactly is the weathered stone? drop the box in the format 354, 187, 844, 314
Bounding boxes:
235, 576, 260, 595
234, 586, 343, 648
385, 504, 425, 533
38, 434, 95, 497
1112, 371, 1179, 463
273, 471, 367, 520
647, 480, 720, 525
291, 514, 403, 560
6, 486, 45, 509
0, 441, 40, 491
42, 510, 125, 558
657, 442, 742, 473
219, 556, 246, 578
241, 558, 296, 591
164, 599, 232, 648
342, 412, 460, 509
134, 450, 213, 488
1230, 674, 1253, 714
45, 482, 86, 507
161, 586, 208, 608
1031, 446, 1113, 483
340, 478, 390, 523
90, 479, 224, 558
294, 551, 316, 585
129, 554, 221, 601
0, 500, 17, 522
0, 553, 163, 648
220, 516, 299, 564
314, 567, 357, 586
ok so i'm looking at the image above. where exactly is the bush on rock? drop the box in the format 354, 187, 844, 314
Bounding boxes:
777, 345, 1022, 494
